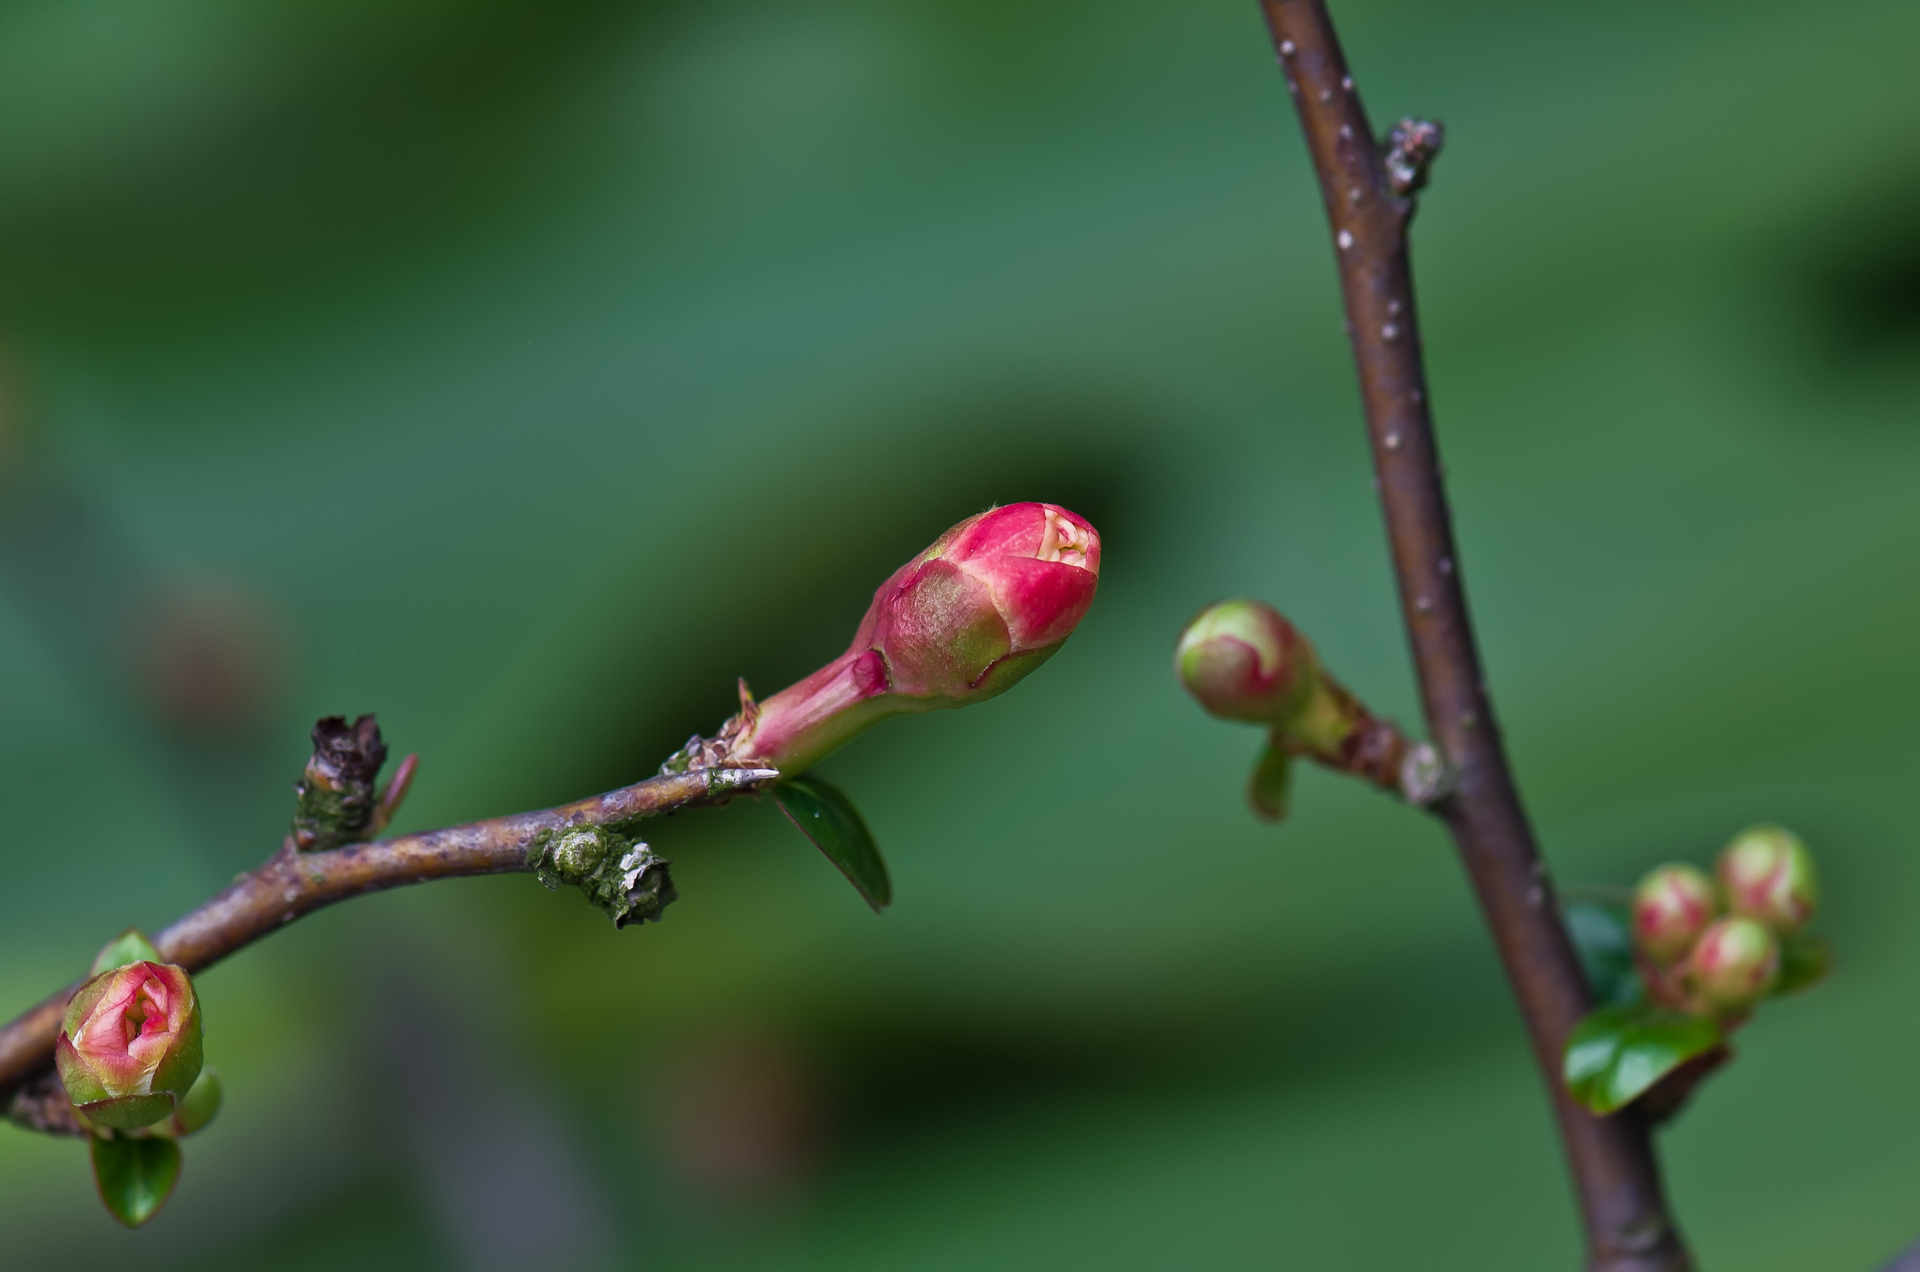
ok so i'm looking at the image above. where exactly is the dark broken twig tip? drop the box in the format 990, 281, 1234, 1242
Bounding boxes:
1385, 117, 1445, 197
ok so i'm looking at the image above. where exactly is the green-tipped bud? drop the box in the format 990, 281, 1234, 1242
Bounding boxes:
1716, 825, 1817, 934
1631, 864, 1721, 964
1687, 916, 1781, 1016
55, 961, 204, 1130
1175, 600, 1316, 724
1175, 599, 1435, 816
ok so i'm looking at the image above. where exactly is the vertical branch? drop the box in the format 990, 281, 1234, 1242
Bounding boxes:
1254, 2, 1690, 1269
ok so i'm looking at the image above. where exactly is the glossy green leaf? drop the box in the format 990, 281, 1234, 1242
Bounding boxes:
773, 776, 891, 913
1773, 932, 1835, 997
1563, 895, 1644, 1009
1564, 1003, 1721, 1115
89, 929, 162, 977
90, 1133, 182, 1228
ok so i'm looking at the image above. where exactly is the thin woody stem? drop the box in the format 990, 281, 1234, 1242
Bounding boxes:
1254, 1, 1690, 1268
0, 764, 776, 1106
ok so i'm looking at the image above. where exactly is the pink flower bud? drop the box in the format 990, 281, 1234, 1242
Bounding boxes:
1174, 600, 1315, 724
1716, 825, 1818, 934
1631, 864, 1721, 964
733, 504, 1100, 774
1687, 916, 1780, 1016
55, 961, 204, 1131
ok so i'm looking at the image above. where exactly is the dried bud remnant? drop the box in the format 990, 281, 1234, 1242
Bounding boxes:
1632, 864, 1721, 964
533, 824, 678, 928
1717, 825, 1818, 934
55, 962, 204, 1130
1384, 117, 1445, 197
293, 714, 390, 851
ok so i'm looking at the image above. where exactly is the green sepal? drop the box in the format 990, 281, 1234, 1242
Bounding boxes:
78, 1093, 177, 1131
1772, 932, 1834, 997
90, 1132, 182, 1228
773, 776, 892, 912
1247, 738, 1293, 822
1564, 1003, 1722, 1115
147, 992, 205, 1105
165, 1068, 222, 1137
90, 930, 163, 977
56, 1034, 111, 1107
1563, 894, 1645, 1009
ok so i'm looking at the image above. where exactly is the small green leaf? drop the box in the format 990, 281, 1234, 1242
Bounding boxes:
1246, 741, 1292, 822
1773, 932, 1834, 997
1564, 1003, 1721, 1115
1563, 896, 1644, 1009
89, 929, 162, 977
90, 1132, 182, 1228
773, 777, 891, 912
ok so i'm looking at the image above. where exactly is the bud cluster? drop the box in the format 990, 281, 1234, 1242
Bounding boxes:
1173, 599, 1442, 820
1631, 825, 1822, 1020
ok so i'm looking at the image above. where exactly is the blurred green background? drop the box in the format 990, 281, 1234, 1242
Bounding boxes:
1, 0, 1916, 1266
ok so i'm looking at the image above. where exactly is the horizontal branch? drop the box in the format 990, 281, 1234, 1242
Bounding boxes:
0, 764, 777, 1105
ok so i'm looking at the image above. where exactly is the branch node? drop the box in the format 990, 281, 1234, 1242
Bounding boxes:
531, 826, 678, 928
7, 1072, 85, 1138
1384, 117, 1445, 197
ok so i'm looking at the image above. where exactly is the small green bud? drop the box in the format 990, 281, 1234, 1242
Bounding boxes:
1175, 599, 1436, 816
1631, 864, 1720, 964
1716, 825, 1818, 933
1687, 916, 1781, 1016
1175, 600, 1316, 724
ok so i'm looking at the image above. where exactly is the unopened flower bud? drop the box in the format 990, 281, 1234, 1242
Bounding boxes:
1175, 599, 1433, 816
1175, 600, 1315, 724
1687, 916, 1780, 1015
729, 503, 1101, 774
1717, 825, 1818, 933
1631, 864, 1720, 963
56, 962, 204, 1130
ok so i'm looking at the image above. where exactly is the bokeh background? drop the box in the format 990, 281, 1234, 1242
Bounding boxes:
1, 0, 1916, 1266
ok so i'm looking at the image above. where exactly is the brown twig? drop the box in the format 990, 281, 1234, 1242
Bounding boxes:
0, 764, 777, 1106
1255, 1, 1691, 1268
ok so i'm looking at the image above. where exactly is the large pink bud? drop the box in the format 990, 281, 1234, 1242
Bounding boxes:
55, 961, 205, 1130
1631, 864, 1721, 964
733, 504, 1100, 774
